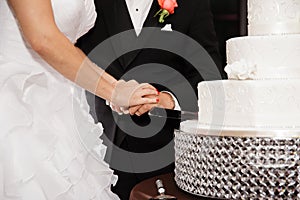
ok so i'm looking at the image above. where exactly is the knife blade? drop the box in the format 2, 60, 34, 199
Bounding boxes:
148, 107, 198, 121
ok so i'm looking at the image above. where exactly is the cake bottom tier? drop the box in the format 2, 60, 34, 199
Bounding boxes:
198, 80, 300, 128
174, 128, 300, 199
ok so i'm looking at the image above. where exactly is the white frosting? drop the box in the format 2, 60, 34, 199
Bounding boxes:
226, 35, 300, 80
198, 80, 300, 128
248, 0, 300, 35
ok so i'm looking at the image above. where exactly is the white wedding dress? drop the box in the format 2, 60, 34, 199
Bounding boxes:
0, 0, 119, 199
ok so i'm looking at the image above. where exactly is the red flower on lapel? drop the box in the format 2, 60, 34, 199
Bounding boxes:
155, 0, 178, 23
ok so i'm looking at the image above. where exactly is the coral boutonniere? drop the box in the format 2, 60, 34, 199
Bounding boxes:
154, 0, 178, 23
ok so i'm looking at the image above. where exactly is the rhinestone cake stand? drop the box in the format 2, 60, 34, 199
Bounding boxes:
174, 122, 300, 200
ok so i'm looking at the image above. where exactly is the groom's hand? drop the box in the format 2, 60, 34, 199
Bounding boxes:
129, 92, 175, 116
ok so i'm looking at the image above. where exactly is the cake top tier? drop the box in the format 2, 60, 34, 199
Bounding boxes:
248, 0, 300, 35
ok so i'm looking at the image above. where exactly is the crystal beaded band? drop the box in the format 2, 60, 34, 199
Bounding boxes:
174, 129, 300, 199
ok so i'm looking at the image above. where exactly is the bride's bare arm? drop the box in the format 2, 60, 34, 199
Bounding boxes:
7, 0, 158, 106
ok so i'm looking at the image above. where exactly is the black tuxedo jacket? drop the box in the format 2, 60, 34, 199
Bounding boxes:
77, 0, 222, 161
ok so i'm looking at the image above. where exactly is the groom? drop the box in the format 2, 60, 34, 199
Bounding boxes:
77, 0, 223, 199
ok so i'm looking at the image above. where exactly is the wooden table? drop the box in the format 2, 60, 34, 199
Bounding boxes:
130, 173, 216, 200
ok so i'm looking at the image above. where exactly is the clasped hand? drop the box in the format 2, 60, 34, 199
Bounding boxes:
109, 80, 175, 116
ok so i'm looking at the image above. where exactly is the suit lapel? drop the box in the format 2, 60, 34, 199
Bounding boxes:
99, 0, 135, 68
100, 0, 163, 69
121, 0, 161, 68
143, 0, 160, 29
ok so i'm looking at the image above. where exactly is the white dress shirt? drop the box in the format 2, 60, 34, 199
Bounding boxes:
125, 0, 153, 36
125, 0, 181, 110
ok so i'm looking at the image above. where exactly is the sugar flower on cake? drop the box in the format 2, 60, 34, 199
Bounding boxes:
225, 59, 257, 80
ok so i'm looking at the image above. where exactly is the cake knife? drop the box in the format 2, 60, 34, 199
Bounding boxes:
148, 107, 198, 121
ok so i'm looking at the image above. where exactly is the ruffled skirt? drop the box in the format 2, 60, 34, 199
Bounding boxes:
0, 57, 119, 200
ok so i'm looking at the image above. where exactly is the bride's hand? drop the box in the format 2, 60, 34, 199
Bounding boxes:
110, 80, 159, 108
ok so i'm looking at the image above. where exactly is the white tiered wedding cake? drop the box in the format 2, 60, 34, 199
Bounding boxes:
175, 0, 300, 199
198, 0, 300, 129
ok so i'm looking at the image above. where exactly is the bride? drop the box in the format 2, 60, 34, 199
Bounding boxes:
0, 0, 159, 199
